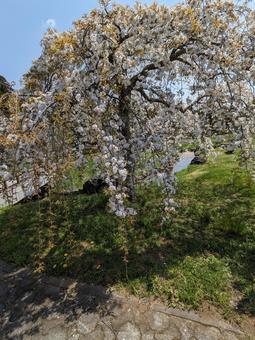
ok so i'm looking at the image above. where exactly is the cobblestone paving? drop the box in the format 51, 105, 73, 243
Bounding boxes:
0, 261, 251, 339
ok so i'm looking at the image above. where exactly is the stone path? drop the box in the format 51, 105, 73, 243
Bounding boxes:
0, 261, 251, 339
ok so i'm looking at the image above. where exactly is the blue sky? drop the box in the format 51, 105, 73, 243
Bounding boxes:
1, 0, 253, 87
0, 0, 180, 87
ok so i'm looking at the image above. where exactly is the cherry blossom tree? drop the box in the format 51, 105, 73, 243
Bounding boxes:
1, 0, 255, 216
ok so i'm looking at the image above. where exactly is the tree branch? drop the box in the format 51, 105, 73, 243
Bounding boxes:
137, 88, 171, 108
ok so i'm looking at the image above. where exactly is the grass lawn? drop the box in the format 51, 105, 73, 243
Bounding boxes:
0, 153, 255, 319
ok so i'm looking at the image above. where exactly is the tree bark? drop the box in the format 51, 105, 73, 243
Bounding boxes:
119, 91, 136, 201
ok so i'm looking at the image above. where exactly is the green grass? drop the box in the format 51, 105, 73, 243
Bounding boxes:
0, 153, 255, 318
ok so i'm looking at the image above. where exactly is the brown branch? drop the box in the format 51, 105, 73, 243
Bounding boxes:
137, 88, 171, 108
179, 94, 210, 113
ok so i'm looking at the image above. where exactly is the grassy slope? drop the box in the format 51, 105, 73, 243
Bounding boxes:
0, 153, 255, 317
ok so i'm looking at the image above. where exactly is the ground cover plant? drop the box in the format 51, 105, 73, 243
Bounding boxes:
1, 153, 254, 317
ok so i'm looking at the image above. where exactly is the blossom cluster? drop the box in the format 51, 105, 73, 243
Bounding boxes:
1, 0, 255, 216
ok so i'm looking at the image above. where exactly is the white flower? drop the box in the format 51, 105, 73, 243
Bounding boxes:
7, 134, 18, 142
119, 169, 127, 180
75, 94, 81, 102
112, 166, 118, 174
109, 185, 116, 191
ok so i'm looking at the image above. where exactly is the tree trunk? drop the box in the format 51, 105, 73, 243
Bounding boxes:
119, 91, 136, 201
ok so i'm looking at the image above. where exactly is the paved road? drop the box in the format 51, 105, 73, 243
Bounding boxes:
0, 175, 47, 208
173, 151, 194, 173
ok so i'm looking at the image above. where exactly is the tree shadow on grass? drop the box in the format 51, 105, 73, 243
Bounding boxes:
0, 175, 255, 338
237, 287, 255, 316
